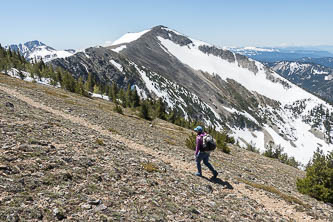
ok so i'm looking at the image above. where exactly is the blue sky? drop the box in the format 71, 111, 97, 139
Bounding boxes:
1, 0, 333, 50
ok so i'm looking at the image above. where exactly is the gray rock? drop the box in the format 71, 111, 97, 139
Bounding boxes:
81, 204, 92, 210
89, 199, 101, 205
94, 204, 107, 212
53, 208, 66, 220
5, 102, 14, 108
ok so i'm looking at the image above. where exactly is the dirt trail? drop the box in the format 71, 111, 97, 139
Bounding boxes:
0, 84, 318, 221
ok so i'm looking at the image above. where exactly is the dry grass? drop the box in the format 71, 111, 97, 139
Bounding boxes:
96, 138, 105, 146
141, 162, 159, 173
43, 88, 69, 98
108, 128, 119, 134
164, 139, 176, 146
239, 179, 310, 209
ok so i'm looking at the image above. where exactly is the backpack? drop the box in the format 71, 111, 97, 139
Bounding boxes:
202, 134, 216, 152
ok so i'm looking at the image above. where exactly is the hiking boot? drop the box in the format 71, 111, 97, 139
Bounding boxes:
212, 171, 218, 179
195, 172, 202, 177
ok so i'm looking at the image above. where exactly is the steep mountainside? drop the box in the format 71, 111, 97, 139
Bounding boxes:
268, 61, 333, 102
7, 40, 74, 62
1, 74, 333, 221
50, 25, 333, 165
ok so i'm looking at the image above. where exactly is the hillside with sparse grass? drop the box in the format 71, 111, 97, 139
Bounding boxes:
1, 74, 333, 221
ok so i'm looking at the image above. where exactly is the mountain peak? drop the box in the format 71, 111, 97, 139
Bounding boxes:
110, 25, 193, 47
24, 40, 46, 49
7, 40, 73, 62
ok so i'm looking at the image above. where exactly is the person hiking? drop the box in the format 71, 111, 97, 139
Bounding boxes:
194, 126, 218, 179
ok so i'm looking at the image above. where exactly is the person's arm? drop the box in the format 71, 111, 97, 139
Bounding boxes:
195, 135, 202, 156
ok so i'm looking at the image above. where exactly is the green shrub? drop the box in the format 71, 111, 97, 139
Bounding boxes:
297, 149, 333, 203
217, 142, 231, 154
139, 101, 150, 120
263, 144, 300, 168
113, 104, 123, 114
214, 132, 231, 154
246, 143, 260, 153
185, 133, 196, 150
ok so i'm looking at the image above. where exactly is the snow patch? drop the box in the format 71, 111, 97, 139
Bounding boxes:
6, 68, 59, 87
112, 29, 151, 46
110, 59, 123, 72
112, 45, 127, 53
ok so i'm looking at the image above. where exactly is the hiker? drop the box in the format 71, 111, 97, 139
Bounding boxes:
194, 126, 218, 179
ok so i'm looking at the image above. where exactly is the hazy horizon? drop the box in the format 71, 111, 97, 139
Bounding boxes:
2, 0, 333, 50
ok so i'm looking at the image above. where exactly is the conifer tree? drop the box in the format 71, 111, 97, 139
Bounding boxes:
140, 100, 150, 120
18, 70, 25, 80
84, 72, 94, 92
131, 87, 140, 107
62, 72, 76, 92
111, 82, 118, 103
297, 149, 333, 203
75, 77, 87, 96
119, 88, 126, 108
168, 108, 177, 123
107, 84, 113, 101
93, 84, 101, 94
156, 98, 166, 120
125, 84, 132, 107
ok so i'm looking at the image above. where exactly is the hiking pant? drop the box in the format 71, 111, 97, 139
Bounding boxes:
196, 152, 216, 175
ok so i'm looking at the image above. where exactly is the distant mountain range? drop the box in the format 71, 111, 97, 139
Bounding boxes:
296, 57, 333, 69
6, 40, 74, 62
228, 46, 333, 63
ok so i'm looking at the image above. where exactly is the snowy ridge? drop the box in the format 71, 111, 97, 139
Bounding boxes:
7, 41, 74, 62
28, 45, 73, 62
111, 29, 151, 46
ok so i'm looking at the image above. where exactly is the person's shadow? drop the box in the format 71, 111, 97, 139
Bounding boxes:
201, 176, 234, 190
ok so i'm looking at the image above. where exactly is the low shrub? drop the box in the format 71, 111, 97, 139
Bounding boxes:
113, 104, 123, 114
297, 149, 333, 203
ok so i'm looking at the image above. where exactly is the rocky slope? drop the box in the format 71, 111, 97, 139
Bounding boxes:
268, 61, 333, 102
1, 74, 333, 221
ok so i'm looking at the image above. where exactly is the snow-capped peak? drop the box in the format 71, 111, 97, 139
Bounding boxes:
6, 41, 75, 63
